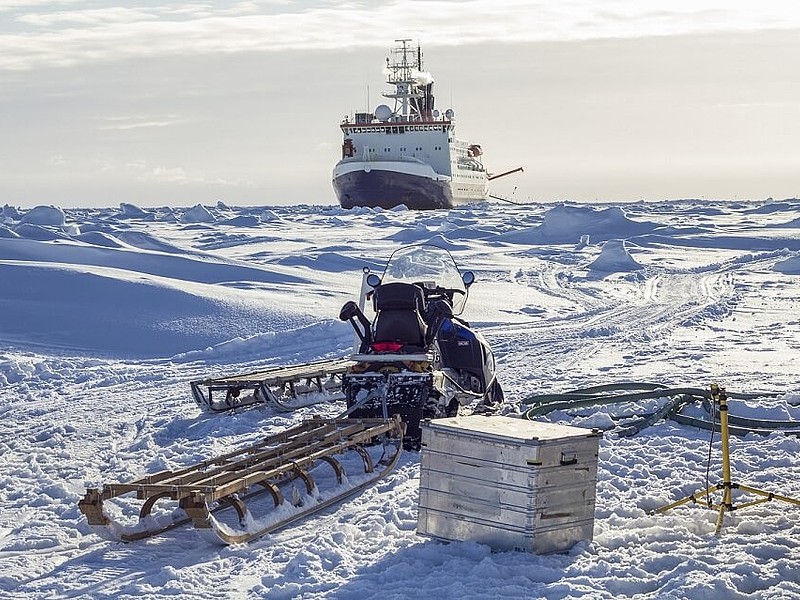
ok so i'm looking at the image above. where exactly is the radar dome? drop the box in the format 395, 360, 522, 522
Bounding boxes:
375, 104, 392, 121
445, 108, 454, 119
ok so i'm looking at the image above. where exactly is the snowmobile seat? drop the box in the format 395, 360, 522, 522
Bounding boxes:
371, 282, 427, 348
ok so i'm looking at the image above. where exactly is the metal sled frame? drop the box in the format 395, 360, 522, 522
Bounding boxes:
190, 358, 354, 413
78, 416, 404, 544
342, 370, 434, 448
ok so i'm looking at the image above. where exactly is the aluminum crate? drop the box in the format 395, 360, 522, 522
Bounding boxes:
417, 415, 601, 554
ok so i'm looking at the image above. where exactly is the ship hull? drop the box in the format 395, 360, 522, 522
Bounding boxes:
333, 161, 486, 210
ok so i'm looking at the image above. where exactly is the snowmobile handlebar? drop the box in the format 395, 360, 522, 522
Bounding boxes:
418, 284, 465, 306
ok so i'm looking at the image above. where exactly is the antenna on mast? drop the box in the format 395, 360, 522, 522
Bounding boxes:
384, 38, 429, 121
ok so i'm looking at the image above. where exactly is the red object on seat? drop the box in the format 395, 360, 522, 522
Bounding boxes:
370, 341, 404, 353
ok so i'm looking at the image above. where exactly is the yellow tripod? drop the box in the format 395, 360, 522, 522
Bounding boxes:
651, 383, 800, 534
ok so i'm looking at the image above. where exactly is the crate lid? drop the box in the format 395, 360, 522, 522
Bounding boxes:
422, 415, 601, 444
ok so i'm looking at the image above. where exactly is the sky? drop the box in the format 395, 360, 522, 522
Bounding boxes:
1, 0, 799, 208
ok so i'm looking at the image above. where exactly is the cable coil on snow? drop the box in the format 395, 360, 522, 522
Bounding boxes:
519, 383, 800, 437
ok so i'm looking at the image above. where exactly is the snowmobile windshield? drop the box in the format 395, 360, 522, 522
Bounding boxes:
380, 244, 469, 314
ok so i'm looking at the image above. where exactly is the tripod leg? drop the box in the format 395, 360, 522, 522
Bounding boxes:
736, 484, 800, 508
714, 504, 727, 535
650, 484, 718, 515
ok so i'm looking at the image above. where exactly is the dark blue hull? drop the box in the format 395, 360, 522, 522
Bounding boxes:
333, 169, 454, 210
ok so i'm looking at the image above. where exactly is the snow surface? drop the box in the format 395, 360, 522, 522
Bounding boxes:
1, 199, 800, 599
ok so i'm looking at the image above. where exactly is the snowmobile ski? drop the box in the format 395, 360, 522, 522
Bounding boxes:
78, 416, 404, 545
190, 357, 354, 413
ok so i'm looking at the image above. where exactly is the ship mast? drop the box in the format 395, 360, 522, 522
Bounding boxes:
382, 39, 433, 122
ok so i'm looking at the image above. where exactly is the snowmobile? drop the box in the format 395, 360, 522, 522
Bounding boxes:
338, 244, 503, 448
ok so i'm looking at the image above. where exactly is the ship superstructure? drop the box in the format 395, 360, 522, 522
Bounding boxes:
332, 40, 489, 210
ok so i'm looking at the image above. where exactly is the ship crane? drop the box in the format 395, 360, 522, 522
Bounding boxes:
488, 167, 524, 181
488, 167, 525, 205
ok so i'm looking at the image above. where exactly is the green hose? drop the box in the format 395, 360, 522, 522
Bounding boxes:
519, 383, 800, 438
